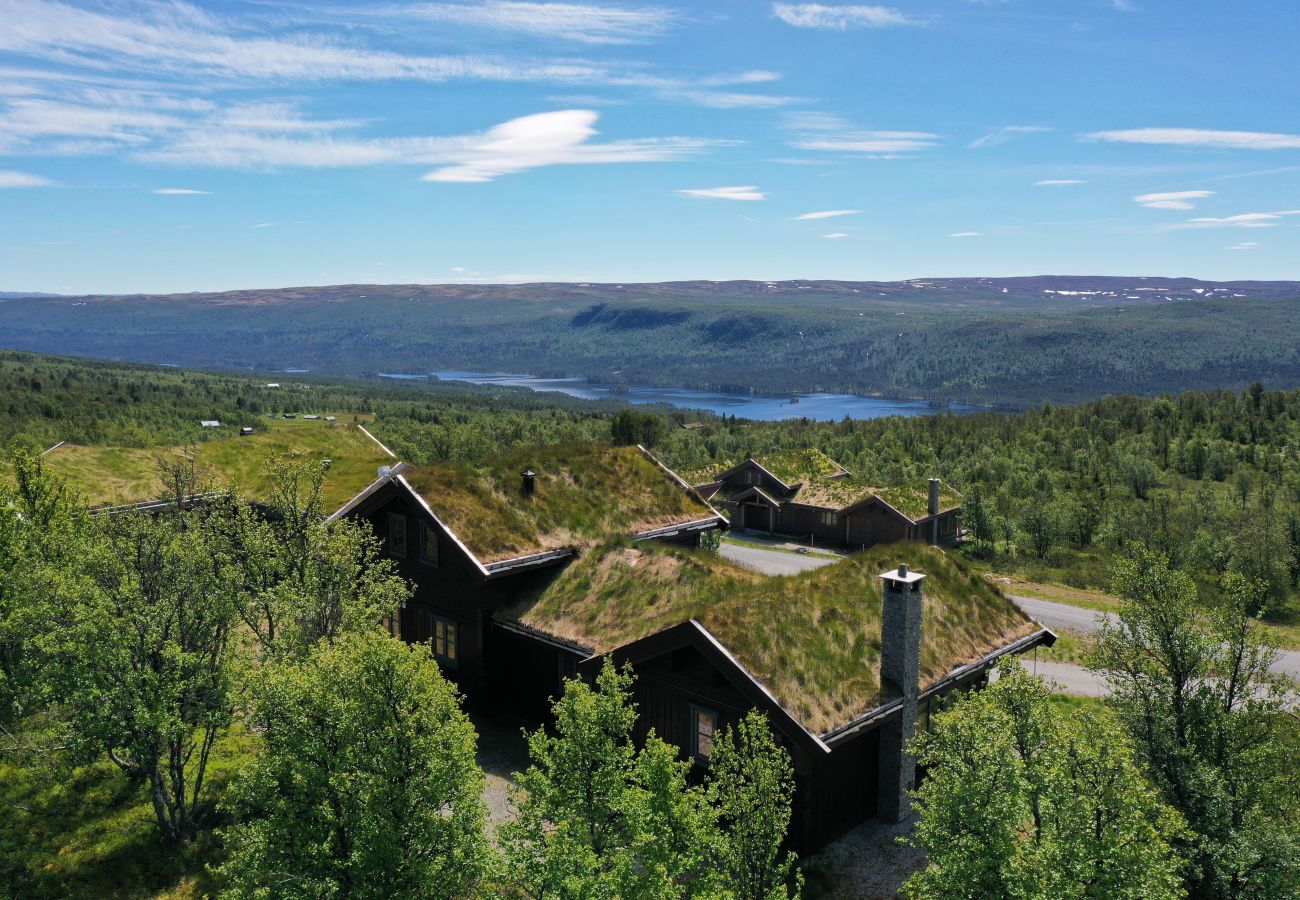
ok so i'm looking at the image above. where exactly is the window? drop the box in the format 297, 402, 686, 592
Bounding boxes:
418, 520, 439, 567
820, 510, 838, 527
387, 512, 407, 558
429, 613, 458, 668
744, 469, 756, 485
691, 705, 718, 764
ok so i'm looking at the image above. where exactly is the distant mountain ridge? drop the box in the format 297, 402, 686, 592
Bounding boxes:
1, 276, 1298, 407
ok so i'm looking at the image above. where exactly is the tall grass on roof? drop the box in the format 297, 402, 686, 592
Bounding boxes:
401, 444, 714, 563
505, 542, 1035, 735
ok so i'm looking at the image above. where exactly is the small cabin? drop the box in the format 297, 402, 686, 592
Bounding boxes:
332, 444, 728, 709
200, 420, 220, 428
239, 426, 255, 436
687, 450, 962, 551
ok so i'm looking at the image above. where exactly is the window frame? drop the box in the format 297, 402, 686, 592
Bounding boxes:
387, 511, 408, 558
690, 703, 719, 766
820, 509, 838, 527
428, 612, 459, 669
418, 519, 440, 567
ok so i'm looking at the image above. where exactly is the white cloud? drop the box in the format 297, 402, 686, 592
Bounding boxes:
1034, 179, 1085, 186
1133, 189, 1213, 210
785, 112, 939, 155
948, 231, 980, 238
1224, 241, 1259, 250
822, 232, 848, 238
0, 0, 614, 85
130, 107, 714, 180
772, 3, 919, 28
404, 2, 678, 45
420, 109, 710, 183
0, 169, 54, 188
251, 222, 278, 228
968, 125, 1050, 150
152, 187, 211, 195
1181, 211, 1300, 229
1084, 128, 1300, 150
792, 209, 860, 220
677, 185, 766, 201
666, 90, 800, 109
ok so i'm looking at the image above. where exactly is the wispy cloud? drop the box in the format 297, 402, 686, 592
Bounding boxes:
772, 3, 920, 29
1084, 128, 1300, 150
677, 185, 766, 201
251, 222, 278, 228
1133, 189, 1213, 210
0, 169, 54, 188
822, 232, 848, 238
1034, 179, 1085, 186
948, 231, 980, 238
403, 2, 679, 45
131, 108, 714, 181
968, 125, 1050, 150
792, 209, 860, 220
152, 187, 211, 195
785, 111, 939, 156
0, 0, 616, 85
1177, 210, 1300, 229
1224, 241, 1259, 250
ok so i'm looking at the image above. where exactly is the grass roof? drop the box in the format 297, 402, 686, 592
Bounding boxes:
793, 478, 962, 520
401, 444, 718, 564
753, 449, 847, 485
500, 542, 1036, 735
40, 417, 392, 512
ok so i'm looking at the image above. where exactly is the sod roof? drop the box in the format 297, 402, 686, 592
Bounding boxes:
679, 449, 961, 521
39, 417, 393, 512
498, 542, 1037, 735
752, 449, 848, 485
400, 444, 720, 564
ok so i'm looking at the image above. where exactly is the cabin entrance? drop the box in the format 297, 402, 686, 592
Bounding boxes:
743, 502, 773, 533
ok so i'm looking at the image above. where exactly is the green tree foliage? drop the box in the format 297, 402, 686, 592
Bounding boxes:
704, 711, 802, 900
501, 661, 718, 899
218, 452, 407, 659
217, 630, 489, 899
1088, 552, 1300, 899
611, 409, 668, 449
905, 663, 1185, 900
32, 482, 243, 842
1019, 503, 1059, 560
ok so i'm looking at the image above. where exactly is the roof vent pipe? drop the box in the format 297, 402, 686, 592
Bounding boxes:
927, 478, 940, 517
521, 468, 536, 496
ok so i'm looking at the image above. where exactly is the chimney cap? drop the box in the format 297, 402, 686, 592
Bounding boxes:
881, 565, 926, 585
522, 468, 536, 477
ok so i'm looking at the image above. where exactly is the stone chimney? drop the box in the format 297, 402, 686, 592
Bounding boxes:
521, 468, 537, 496
878, 564, 925, 823
927, 478, 940, 544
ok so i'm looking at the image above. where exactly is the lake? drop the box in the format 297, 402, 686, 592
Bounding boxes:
388, 370, 984, 422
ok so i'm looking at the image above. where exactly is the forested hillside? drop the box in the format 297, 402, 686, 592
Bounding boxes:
3, 277, 1299, 406
5, 351, 1299, 627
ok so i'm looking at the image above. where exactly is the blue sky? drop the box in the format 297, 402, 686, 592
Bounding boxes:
1, 0, 1298, 293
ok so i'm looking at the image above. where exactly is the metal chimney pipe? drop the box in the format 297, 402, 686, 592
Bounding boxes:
521, 468, 536, 496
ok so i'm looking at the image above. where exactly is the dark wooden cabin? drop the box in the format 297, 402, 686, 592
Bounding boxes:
495, 541, 1055, 855
330, 443, 727, 713
688, 450, 962, 550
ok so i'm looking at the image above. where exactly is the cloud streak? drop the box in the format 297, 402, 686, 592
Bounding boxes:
1084, 127, 1300, 150
404, 2, 679, 45
677, 185, 766, 201
1035, 179, 1085, 185
1133, 189, 1213, 210
772, 3, 919, 29
968, 125, 1050, 150
792, 209, 860, 220
153, 187, 211, 195
0, 169, 54, 188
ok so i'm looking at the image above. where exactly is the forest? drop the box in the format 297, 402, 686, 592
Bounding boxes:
2, 350, 1299, 897
5, 349, 1300, 632
3, 277, 1300, 407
